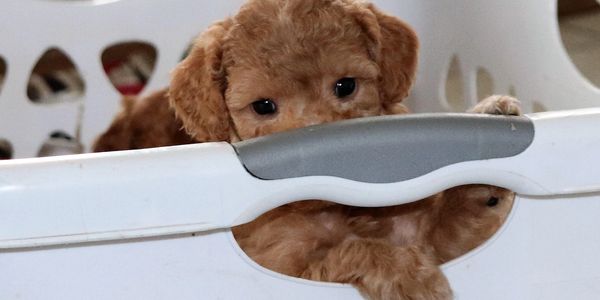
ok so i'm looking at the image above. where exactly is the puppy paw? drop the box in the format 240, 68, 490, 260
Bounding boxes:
381, 246, 453, 300
303, 240, 453, 300
366, 269, 452, 300
468, 95, 522, 116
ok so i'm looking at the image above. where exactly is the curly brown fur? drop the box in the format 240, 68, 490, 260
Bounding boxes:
95, 1, 517, 299
169, 0, 416, 141
235, 185, 514, 300
92, 89, 195, 152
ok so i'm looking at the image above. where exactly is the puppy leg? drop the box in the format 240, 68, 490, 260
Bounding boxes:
302, 239, 452, 300
468, 95, 522, 116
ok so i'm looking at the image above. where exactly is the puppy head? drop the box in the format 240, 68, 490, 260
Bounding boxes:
170, 0, 418, 142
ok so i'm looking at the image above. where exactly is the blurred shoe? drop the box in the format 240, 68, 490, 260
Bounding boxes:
37, 131, 83, 157
0, 139, 12, 160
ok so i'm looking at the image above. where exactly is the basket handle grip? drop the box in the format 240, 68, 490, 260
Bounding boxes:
234, 114, 535, 184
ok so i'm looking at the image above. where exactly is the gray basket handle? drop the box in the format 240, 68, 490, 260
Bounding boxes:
233, 114, 535, 184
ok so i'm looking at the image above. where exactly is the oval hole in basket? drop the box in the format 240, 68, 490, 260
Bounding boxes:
532, 101, 548, 113
444, 55, 467, 112
558, 1, 600, 88
0, 56, 6, 95
181, 32, 203, 61
230, 186, 515, 288
27, 48, 85, 104
181, 43, 193, 61
508, 85, 517, 97
101, 41, 157, 96
0, 138, 13, 160
476, 67, 495, 101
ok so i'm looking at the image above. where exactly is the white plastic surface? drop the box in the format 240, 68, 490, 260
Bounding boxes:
0, 0, 245, 158
0, 230, 363, 300
3, 109, 600, 249
3, 194, 600, 300
395, 0, 600, 113
1, 0, 600, 299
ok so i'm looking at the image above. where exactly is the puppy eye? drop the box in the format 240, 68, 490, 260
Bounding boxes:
486, 196, 500, 207
252, 98, 278, 115
334, 77, 356, 99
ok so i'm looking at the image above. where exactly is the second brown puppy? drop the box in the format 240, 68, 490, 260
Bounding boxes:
94, 1, 517, 299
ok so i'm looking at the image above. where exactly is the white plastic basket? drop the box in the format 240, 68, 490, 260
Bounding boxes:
1, 0, 599, 299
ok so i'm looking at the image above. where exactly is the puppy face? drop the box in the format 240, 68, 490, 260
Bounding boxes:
170, 0, 418, 142
224, 2, 383, 138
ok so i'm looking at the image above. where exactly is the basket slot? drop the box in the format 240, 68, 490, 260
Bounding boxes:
101, 41, 157, 96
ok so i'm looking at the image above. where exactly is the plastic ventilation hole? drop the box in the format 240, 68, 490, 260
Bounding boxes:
232, 191, 515, 286
181, 32, 203, 61
558, 1, 600, 88
508, 85, 517, 97
101, 41, 157, 96
444, 55, 467, 112
181, 43, 193, 61
27, 48, 85, 104
532, 101, 548, 113
0, 56, 6, 95
0, 138, 13, 160
476, 67, 495, 101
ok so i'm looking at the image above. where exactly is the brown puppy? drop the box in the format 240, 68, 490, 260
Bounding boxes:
94, 1, 518, 299
94, 0, 416, 150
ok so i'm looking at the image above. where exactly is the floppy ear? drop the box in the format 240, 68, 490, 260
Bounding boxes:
169, 19, 233, 142
353, 4, 419, 114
